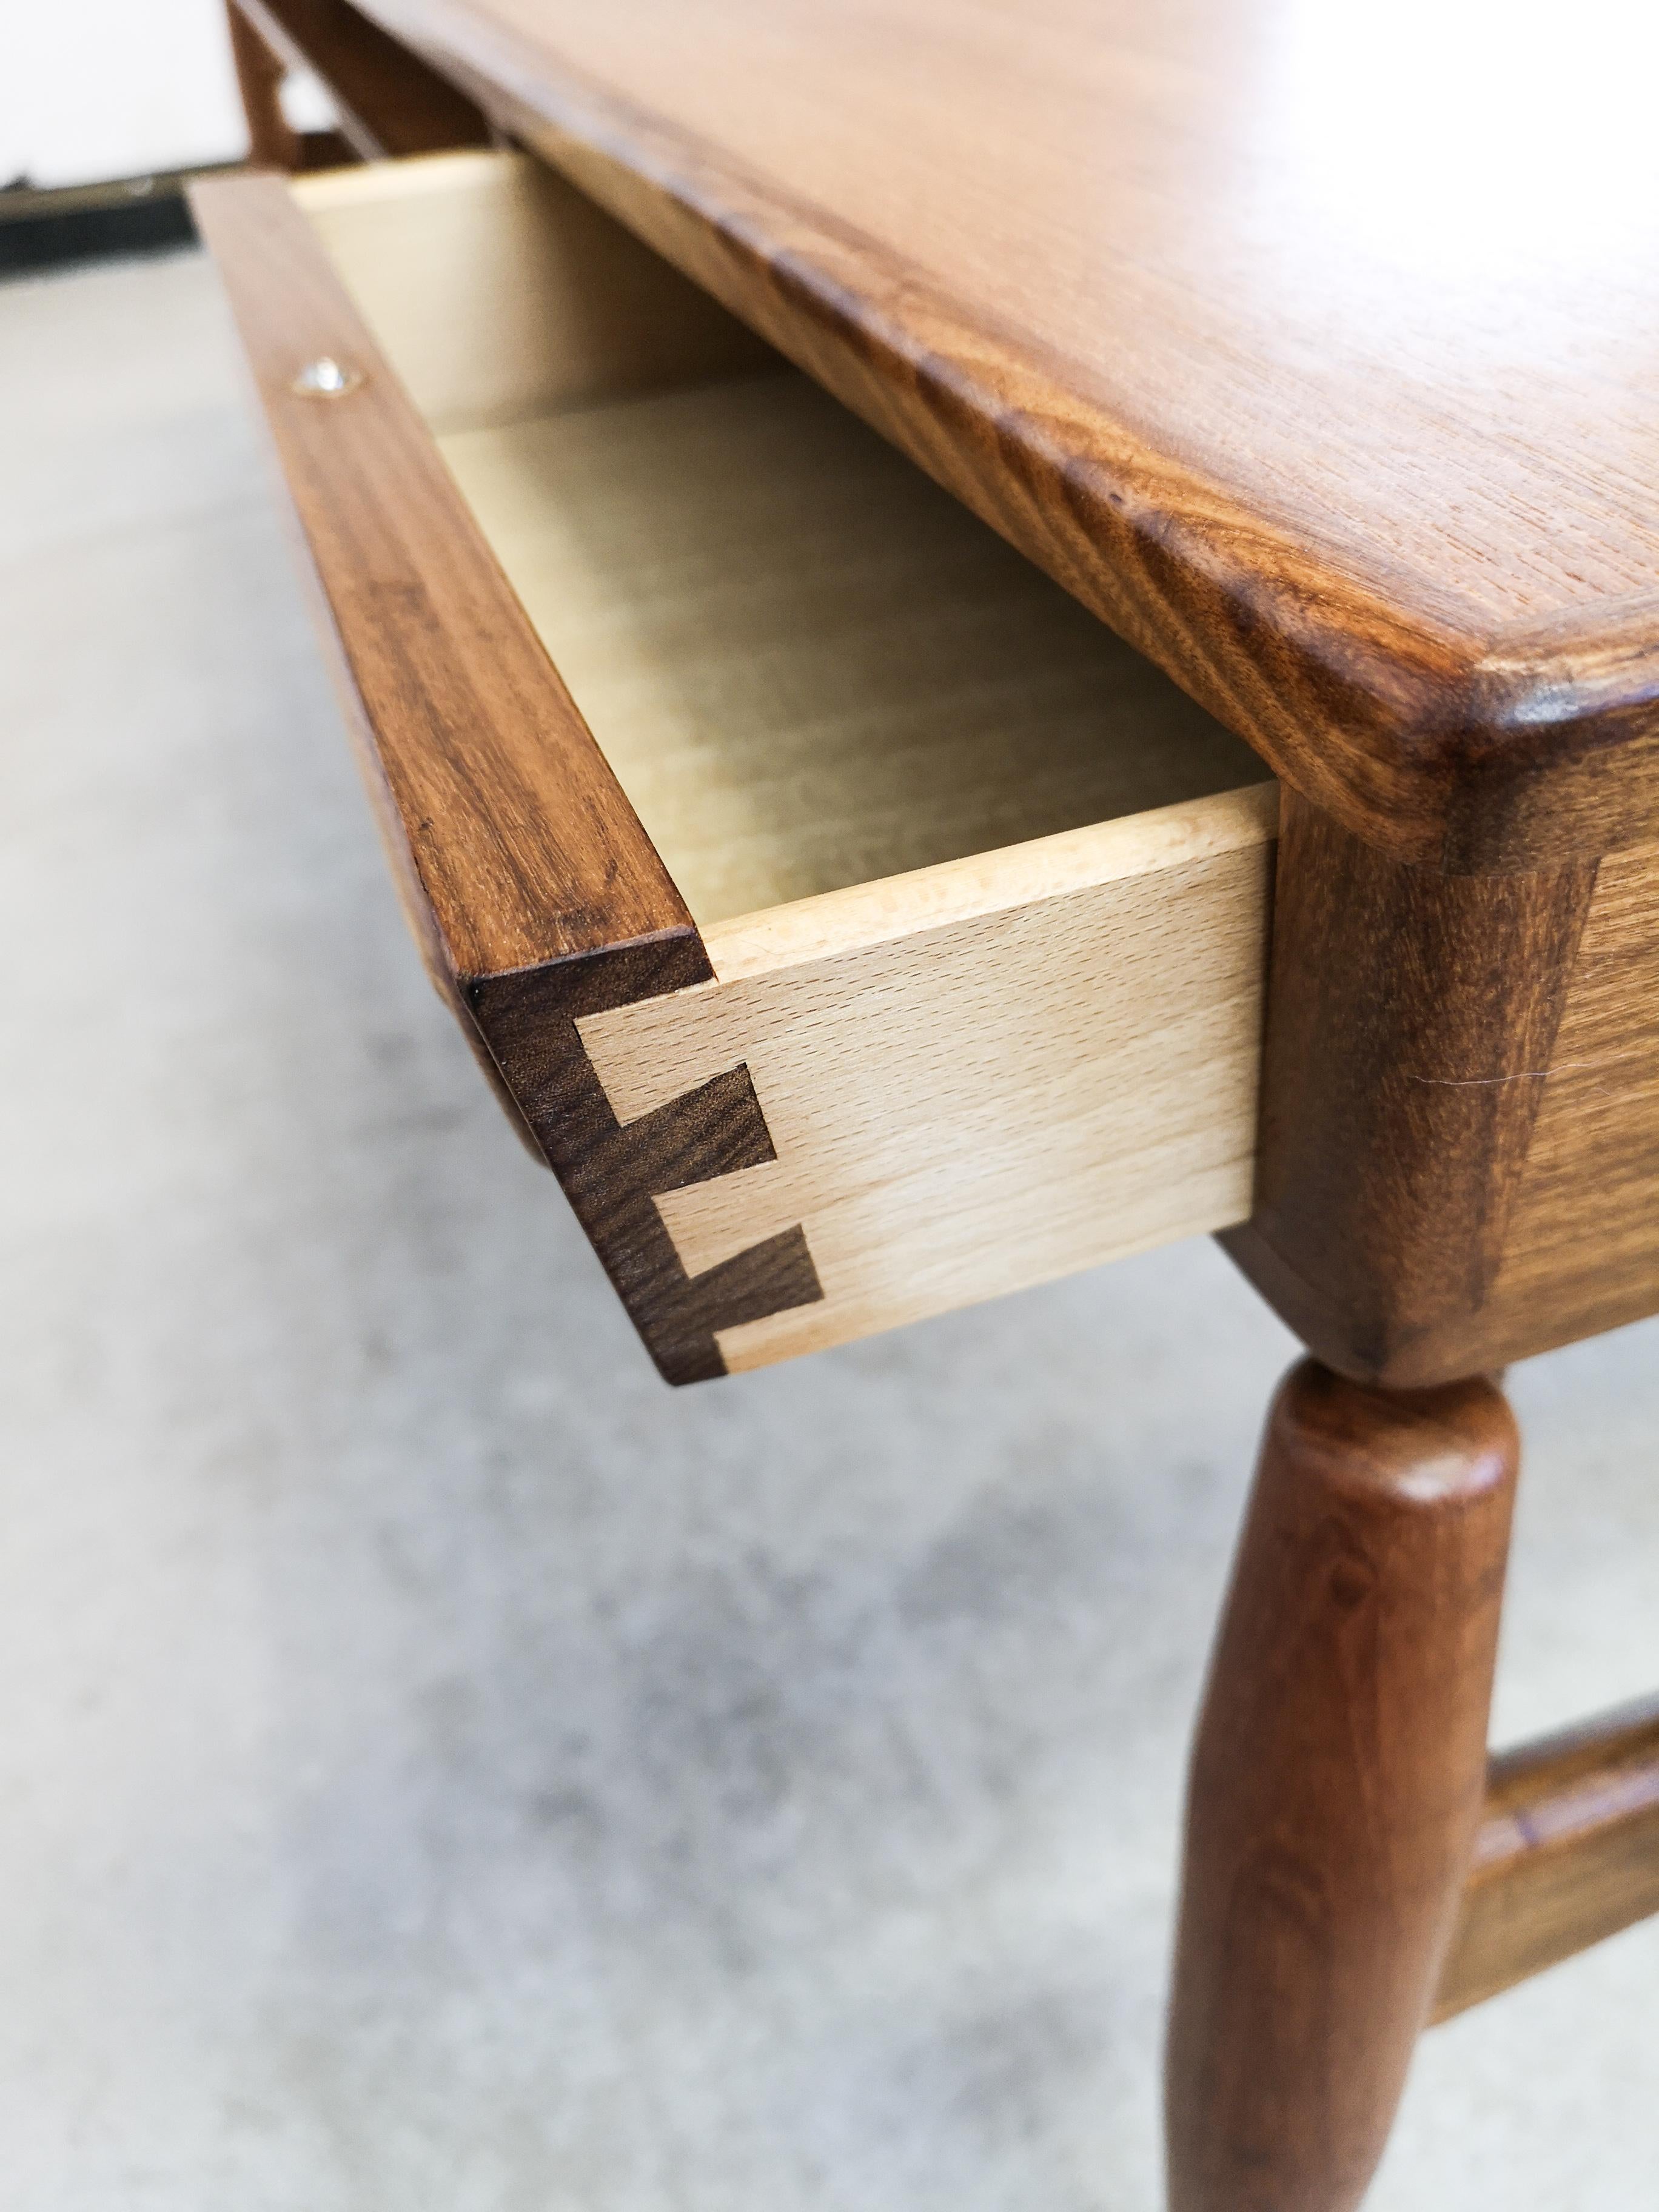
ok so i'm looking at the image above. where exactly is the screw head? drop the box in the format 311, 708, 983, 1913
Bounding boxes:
291, 356, 363, 399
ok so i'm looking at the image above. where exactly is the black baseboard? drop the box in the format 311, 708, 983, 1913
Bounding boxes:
0, 173, 218, 277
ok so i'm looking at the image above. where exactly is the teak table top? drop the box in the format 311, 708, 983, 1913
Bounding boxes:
364, 0, 1659, 873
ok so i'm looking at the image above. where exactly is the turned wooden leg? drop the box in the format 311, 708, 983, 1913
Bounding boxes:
224, 0, 305, 170
1165, 1358, 1518, 2212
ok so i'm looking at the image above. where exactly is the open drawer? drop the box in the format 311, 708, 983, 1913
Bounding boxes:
190, 148, 1276, 1382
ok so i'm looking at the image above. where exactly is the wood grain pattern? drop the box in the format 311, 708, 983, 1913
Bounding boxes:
437, 367, 1261, 923
230, 0, 493, 162
1433, 1696, 1659, 2024
1222, 789, 1601, 1386
1445, 837, 1659, 1367
188, 168, 822, 1378
1166, 1360, 1518, 2212
351, 0, 1659, 869
578, 789, 1274, 1369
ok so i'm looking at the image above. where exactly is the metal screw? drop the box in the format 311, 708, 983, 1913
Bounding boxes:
291, 356, 363, 399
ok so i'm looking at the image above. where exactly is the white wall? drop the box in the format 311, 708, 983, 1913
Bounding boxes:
2, 0, 253, 188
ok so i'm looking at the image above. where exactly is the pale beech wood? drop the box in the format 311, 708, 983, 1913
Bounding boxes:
1433, 1695, 1659, 2023
292, 149, 778, 433
438, 372, 1262, 924
578, 786, 1275, 1369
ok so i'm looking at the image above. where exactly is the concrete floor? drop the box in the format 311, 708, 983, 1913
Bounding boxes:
3, 247, 1657, 2211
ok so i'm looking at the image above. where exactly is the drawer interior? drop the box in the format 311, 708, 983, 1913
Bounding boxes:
293, 152, 1265, 928
260, 149, 1279, 1376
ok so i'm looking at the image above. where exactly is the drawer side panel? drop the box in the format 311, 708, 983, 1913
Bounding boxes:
578, 791, 1275, 1368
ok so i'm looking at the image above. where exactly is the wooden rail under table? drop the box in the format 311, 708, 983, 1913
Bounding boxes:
1435, 1695, 1659, 2023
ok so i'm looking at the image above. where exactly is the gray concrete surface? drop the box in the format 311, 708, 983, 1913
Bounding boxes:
2, 247, 1657, 2211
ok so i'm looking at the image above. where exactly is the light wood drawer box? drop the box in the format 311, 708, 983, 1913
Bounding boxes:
191, 149, 1276, 1382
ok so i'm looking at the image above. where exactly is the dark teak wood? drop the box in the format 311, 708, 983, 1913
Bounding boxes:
225, 0, 352, 171
1166, 1361, 1518, 2212
1434, 1695, 1659, 2024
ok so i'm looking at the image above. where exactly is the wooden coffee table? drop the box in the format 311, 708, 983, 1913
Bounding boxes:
201, 5, 1659, 2204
